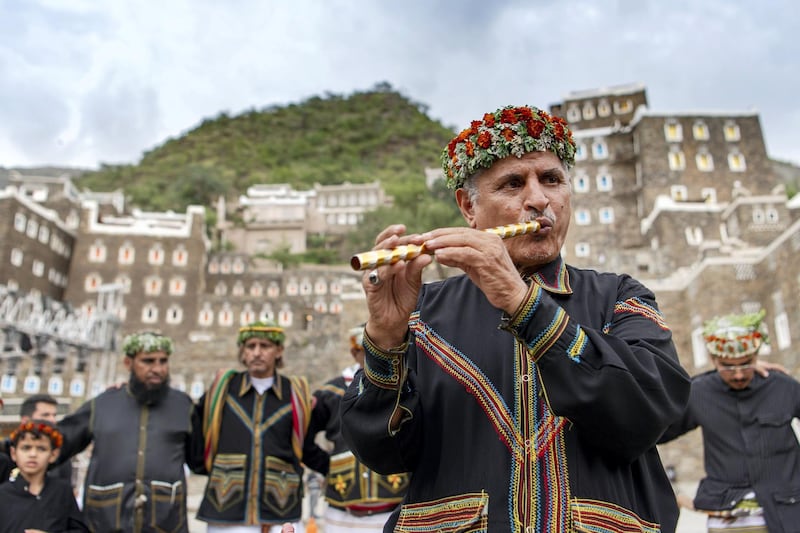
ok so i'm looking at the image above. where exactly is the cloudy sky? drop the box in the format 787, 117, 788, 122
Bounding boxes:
1, 0, 798, 170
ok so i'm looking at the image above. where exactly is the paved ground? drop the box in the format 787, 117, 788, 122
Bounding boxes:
186, 475, 708, 532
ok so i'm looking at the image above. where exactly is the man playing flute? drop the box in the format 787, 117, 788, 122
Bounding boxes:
340, 105, 691, 532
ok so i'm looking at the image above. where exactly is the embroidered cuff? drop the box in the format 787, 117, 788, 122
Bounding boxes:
499, 282, 570, 362
363, 330, 409, 389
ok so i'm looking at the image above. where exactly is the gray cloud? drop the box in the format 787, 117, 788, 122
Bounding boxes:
0, 0, 798, 168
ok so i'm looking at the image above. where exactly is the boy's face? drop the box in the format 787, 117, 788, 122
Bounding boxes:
10, 433, 58, 477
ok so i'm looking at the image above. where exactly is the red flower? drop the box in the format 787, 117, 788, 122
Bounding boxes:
502, 127, 515, 141
483, 113, 496, 127
500, 109, 519, 124
447, 139, 458, 158
516, 107, 533, 121
554, 124, 565, 141
527, 120, 545, 138
465, 141, 475, 157
477, 130, 492, 149
470, 120, 482, 133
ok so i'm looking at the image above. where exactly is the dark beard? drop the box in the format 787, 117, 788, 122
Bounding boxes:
128, 374, 170, 406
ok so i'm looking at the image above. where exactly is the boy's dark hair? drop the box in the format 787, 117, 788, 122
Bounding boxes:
20, 394, 58, 418
9, 419, 63, 449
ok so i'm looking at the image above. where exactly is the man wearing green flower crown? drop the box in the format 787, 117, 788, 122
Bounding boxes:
194, 320, 329, 533
340, 104, 691, 532
56, 331, 202, 533
660, 310, 800, 532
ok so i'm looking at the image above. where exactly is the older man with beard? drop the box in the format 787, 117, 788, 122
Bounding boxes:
57, 331, 202, 533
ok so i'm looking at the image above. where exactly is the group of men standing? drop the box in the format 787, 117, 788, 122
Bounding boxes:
2, 102, 800, 533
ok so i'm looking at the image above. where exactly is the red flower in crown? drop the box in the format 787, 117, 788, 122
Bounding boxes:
440, 105, 577, 190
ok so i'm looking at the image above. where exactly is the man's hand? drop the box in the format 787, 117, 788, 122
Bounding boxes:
755, 360, 787, 377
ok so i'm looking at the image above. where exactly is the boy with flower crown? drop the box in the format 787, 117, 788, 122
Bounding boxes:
340, 104, 691, 532
0, 420, 88, 532
660, 310, 800, 533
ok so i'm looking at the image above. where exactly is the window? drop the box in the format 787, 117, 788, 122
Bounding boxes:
144, 276, 163, 296
598, 207, 615, 224
575, 143, 587, 161
198, 304, 214, 326
169, 277, 186, 296
38, 226, 50, 244
582, 104, 596, 120
172, 246, 188, 266
664, 121, 683, 142
692, 121, 710, 140
575, 209, 591, 225
208, 260, 219, 274
26, 219, 39, 239
766, 207, 779, 224
10, 248, 23, 267
724, 122, 741, 142
728, 152, 746, 172
232, 258, 245, 274
232, 281, 245, 296
592, 140, 608, 160
218, 306, 234, 327
69, 378, 84, 397
48, 377, 63, 395
85, 273, 102, 292
250, 283, 263, 297
567, 106, 581, 122
88, 241, 107, 262
142, 303, 158, 324
117, 306, 127, 321
614, 99, 633, 114
574, 174, 589, 193
220, 260, 231, 274
214, 282, 227, 296
23, 375, 41, 394
575, 243, 591, 257
278, 305, 293, 327
696, 151, 714, 172
671, 185, 688, 201
1, 375, 17, 393
314, 300, 327, 313
329, 300, 343, 314
752, 208, 765, 224
148, 244, 165, 265
240, 306, 256, 326
668, 150, 686, 170
330, 281, 342, 295
286, 279, 298, 296
685, 227, 704, 245
259, 304, 274, 322
701, 188, 717, 203
14, 212, 26, 232
32, 260, 44, 277
116, 274, 132, 294
166, 304, 183, 325
267, 282, 280, 298
314, 278, 328, 295
597, 100, 611, 117
118, 242, 135, 264
596, 172, 613, 192
299, 278, 312, 295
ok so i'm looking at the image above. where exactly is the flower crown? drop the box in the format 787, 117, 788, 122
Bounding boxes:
238, 321, 285, 346
121, 332, 174, 358
10, 421, 64, 449
441, 105, 576, 190
703, 310, 769, 358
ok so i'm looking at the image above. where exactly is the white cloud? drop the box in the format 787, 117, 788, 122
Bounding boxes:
1, 0, 798, 168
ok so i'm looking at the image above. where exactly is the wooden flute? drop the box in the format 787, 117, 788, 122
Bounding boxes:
350, 220, 542, 271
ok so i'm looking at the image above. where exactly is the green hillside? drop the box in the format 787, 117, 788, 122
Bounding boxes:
75, 83, 467, 261
76, 82, 454, 210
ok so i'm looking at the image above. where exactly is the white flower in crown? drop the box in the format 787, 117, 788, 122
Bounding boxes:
441, 105, 577, 190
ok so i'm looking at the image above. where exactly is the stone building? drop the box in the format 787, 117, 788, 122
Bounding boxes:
549, 83, 800, 483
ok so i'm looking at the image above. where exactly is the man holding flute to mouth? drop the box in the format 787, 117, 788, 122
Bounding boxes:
340, 105, 691, 532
